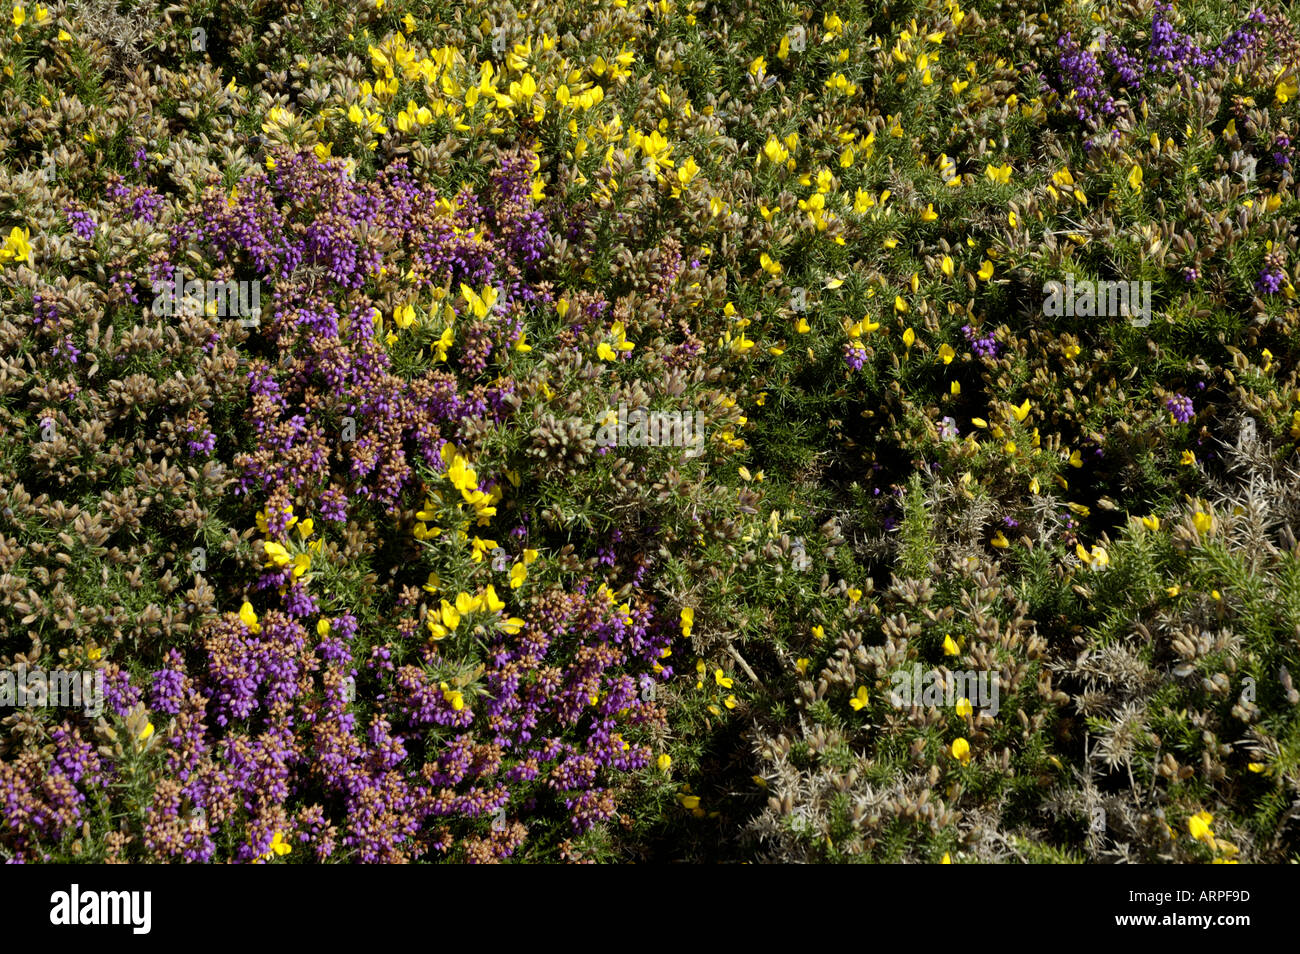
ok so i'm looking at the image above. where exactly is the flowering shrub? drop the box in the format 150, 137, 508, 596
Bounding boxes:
2, 0, 1300, 864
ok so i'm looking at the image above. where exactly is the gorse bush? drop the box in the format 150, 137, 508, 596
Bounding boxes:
1, 0, 1298, 863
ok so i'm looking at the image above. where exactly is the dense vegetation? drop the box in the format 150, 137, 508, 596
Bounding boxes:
2, 0, 1299, 863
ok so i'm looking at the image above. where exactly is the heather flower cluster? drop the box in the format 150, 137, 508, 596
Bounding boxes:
1166, 393, 1196, 424
1048, 4, 1268, 126
961, 323, 1000, 359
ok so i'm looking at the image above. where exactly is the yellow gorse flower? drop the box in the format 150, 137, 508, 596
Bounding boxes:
1076, 543, 1109, 570
257, 831, 292, 861
426, 598, 461, 640
239, 600, 261, 634
985, 163, 1012, 184
596, 320, 635, 360
460, 283, 498, 319
439, 681, 465, 710
762, 136, 789, 165
1275, 73, 1299, 103
0, 226, 33, 266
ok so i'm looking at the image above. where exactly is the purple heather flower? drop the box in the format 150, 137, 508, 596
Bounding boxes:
184, 426, 216, 456
1256, 267, 1284, 295
49, 335, 80, 364
64, 208, 96, 241
1049, 6, 1264, 127
1166, 393, 1194, 424
962, 323, 999, 358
